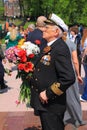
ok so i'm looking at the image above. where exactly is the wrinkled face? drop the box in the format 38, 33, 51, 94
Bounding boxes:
43, 25, 59, 42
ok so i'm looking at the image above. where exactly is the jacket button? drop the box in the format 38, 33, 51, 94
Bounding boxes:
37, 68, 40, 71
35, 78, 38, 81
31, 86, 33, 88
36, 89, 38, 92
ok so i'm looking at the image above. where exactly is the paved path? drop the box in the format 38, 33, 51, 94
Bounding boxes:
0, 63, 32, 112
0, 63, 87, 130
0, 63, 87, 111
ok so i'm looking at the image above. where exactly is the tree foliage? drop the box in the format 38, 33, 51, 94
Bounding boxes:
1, 0, 87, 26
0, 0, 4, 17
18, 0, 87, 26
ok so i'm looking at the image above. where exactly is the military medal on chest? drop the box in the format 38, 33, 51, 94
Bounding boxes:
40, 46, 51, 65
40, 54, 51, 65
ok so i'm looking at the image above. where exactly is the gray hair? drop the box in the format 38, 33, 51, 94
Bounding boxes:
28, 24, 35, 30
53, 25, 63, 38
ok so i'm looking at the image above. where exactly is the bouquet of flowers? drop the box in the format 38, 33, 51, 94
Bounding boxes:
5, 40, 40, 103
5, 46, 19, 63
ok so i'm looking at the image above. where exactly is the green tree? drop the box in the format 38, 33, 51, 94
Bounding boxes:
0, 0, 4, 18
18, 0, 87, 26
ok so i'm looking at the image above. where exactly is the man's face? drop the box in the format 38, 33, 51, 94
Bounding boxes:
43, 25, 58, 42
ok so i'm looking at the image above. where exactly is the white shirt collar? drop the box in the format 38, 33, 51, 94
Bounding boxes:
47, 38, 58, 46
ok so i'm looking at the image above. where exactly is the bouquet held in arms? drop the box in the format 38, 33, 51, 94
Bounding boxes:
5, 40, 40, 104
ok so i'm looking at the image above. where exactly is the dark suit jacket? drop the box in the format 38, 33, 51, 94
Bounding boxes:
26, 28, 47, 51
30, 38, 75, 114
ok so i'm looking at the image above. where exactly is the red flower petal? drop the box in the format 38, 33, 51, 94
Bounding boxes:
17, 50, 26, 57
24, 62, 34, 72
15, 100, 20, 105
18, 63, 25, 70
21, 56, 27, 62
28, 54, 35, 58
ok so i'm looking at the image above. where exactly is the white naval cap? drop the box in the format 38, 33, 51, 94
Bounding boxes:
44, 13, 68, 32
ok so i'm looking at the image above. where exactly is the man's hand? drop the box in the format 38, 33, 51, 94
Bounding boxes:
39, 90, 48, 104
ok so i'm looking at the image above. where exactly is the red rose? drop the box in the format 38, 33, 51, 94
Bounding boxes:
20, 56, 27, 62
17, 50, 26, 57
24, 62, 34, 72
35, 40, 41, 45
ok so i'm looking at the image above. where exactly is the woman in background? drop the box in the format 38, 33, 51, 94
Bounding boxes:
5, 26, 21, 49
62, 32, 85, 128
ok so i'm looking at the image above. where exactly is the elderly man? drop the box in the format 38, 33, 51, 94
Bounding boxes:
30, 13, 75, 130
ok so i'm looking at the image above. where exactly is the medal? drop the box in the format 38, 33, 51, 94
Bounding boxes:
40, 54, 51, 65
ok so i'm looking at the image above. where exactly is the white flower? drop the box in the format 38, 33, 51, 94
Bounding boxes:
21, 41, 40, 56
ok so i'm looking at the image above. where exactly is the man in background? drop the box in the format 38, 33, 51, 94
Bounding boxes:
26, 16, 47, 51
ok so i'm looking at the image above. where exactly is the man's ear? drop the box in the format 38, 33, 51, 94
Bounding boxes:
54, 28, 59, 36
